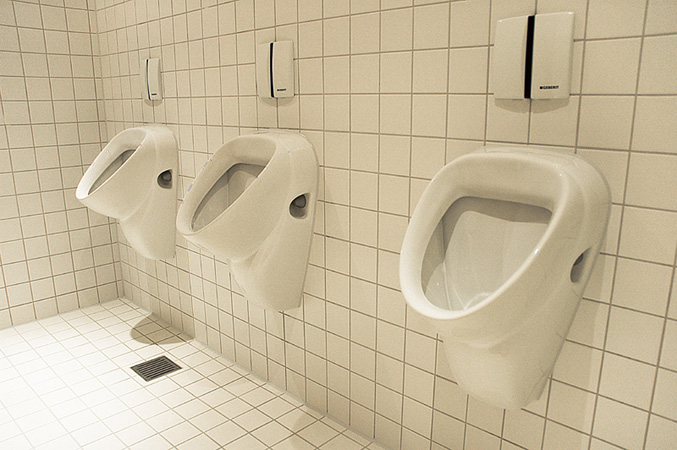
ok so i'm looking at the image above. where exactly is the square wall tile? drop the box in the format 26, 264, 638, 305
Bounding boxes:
645, 0, 677, 34
638, 35, 677, 94
578, 96, 635, 150
632, 96, 677, 154
582, 38, 641, 94
593, 397, 648, 450
619, 207, 677, 265
586, 0, 647, 38
627, 153, 677, 210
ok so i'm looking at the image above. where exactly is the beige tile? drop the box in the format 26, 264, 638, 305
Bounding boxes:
530, 97, 579, 147
351, 171, 378, 210
552, 341, 602, 392
378, 175, 409, 216
466, 396, 503, 435
645, 414, 677, 450
645, 0, 677, 34
351, 54, 379, 94
432, 377, 466, 420
413, 3, 449, 50
381, 8, 413, 52
350, 133, 378, 172
431, 411, 465, 449
377, 212, 408, 253
351, 95, 379, 133
323, 17, 349, 56
593, 397, 648, 450
350, 12, 379, 55
486, 96, 530, 143
547, 381, 596, 433
599, 353, 656, 410
543, 420, 589, 450
670, 271, 677, 320
578, 96, 634, 150
411, 94, 447, 137
502, 409, 544, 450
380, 52, 412, 94
413, 49, 448, 94
660, 320, 677, 371
464, 424, 500, 449
410, 137, 444, 179
577, 149, 628, 205
604, 206, 623, 255
638, 35, 677, 94
401, 396, 432, 436
449, 47, 488, 94
626, 153, 677, 210
619, 207, 677, 265
632, 96, 677, 154
652, 369, 677, 421
324, 95, 350, 132
605, 306, 664, 364
582, 39, 641, 94
380, 95, 412, 135
612, 258, 672, 315
447, 95, 486, 140
587, 0, 647, 38
350, 208, 377, 247
451, 0, 490, 47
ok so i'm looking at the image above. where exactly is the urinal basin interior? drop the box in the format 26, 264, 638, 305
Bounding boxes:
192, 163, 265, 232
422, 196, 551, 311
88, 148, 136, 194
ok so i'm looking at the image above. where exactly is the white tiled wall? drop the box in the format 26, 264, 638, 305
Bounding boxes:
0, 0, 121, 328
66, 0, 677, 448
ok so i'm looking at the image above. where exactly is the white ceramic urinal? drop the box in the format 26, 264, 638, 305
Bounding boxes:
400, 146, 610, 410
76, 126, 178, 260
176, 130, 318, 311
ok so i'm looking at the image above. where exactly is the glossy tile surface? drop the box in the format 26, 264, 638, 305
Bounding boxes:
0, 298, 383, 450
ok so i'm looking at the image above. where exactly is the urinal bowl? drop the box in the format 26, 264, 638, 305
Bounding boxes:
400, 147, 611, 409
76, 126, 178, 260
176, 131, 318, 311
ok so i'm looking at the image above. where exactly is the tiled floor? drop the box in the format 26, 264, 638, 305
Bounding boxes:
0, 299, 385, 450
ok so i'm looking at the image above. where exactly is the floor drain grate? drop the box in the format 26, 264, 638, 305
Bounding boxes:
131, 356, 181, 381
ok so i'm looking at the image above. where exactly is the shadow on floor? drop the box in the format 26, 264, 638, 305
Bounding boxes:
129, 316, 187, 345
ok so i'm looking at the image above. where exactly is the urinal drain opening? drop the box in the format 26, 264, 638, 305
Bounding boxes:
131, 356, 181, 381
157, 170, 172, 189
290, 194, 309, 218
570, 249, 589, 283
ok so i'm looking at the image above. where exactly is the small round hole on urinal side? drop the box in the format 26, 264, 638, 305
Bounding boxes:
570, 249, 589, 283
290, 194, 309, 218
157, 170, 172, 189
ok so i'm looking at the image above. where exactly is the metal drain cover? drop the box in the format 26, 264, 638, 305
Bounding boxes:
131, 356, 181, 381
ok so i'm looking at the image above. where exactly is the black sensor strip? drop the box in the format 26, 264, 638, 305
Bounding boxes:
146, 59, 152, 99
524, 15, 535, 99
269, 42, 275, 98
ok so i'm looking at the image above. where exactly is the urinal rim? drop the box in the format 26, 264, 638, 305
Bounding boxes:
76, 126, 153, 201
176, 132, 294, 238
400, 148, 589, 322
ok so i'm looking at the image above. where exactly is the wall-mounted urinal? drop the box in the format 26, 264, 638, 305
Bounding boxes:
76, 126, 178, 260
176, 131, 318, 311
400, 146, 610, 410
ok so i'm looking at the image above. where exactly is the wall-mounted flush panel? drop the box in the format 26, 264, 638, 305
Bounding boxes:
494, 12, 574, 100
143, 58, 162, 101
256, 41, 295, 99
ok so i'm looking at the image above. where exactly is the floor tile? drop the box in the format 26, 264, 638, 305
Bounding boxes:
0, 300, 378, 449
